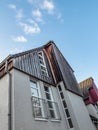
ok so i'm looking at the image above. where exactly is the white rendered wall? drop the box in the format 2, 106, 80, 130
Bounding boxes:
87, 104, 98, 118
59, 82, 96, 130
13, 69, 69, 130
0, 75, 8, 130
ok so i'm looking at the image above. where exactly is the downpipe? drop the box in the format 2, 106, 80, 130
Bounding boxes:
5, 60, 12, 130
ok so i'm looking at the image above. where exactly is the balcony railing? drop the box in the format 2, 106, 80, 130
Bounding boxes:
31, 96, 61, 120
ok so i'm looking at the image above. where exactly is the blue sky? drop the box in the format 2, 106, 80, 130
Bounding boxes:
0, 0, 98, 85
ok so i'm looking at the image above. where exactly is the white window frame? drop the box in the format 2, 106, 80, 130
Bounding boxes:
30, 80, 45, 119
38, 51, 48, 77
44, 85, 60, 120
57, 84, 74, 129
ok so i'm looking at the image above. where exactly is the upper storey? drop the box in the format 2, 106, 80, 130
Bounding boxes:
79, 77, 98, 104
0, 41, 82, 96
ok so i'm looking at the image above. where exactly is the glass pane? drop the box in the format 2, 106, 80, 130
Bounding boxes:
38, 52, 43, 56
58, 85, 62, 91
47, 101, 53, 108
33, 107, 42, 117
40, 60, 44, 65
62, 100, 67, 108
41, 71, 47, 76
41, 66, 47, 71
46, 93, 51, 100
32, 97, 40, 106
65, 109, 70, 118
38, 56, 43, 61
31, 88, 39, 97
44, 86, 49, 92
49, 110, 55, 118
60, 92, 64, 99
68, 118, 73, 128
30, 81, 37, 89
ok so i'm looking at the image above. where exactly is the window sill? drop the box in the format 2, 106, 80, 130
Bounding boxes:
34, 118, 48, 122
51, 119, 61, 122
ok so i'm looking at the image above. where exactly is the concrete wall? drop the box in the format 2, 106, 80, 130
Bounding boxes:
0, 74, 8, 130
13, 69, 69, 130
1, 68, 96, 130
87, 104, 98, 118
59, 81, 96, 130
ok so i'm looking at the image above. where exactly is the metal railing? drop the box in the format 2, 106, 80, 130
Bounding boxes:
31, 96, 61, 120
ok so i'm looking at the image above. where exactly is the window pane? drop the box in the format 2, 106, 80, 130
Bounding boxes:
30, 81, 37, 89
46, 93, 51, 100
32, 97, 40, 106
58, 85, 62, 91
41, 71, 47, 76
60, 92, 64, 99
65, 109, 70, 118
44, 86, 49, 92
68, 118, 73, 128
40, 60, 44, 65
47, 101, 53, 108
33, 107, 42, 117
41, 66, 47, 71
38, 56, 43, 61
38, 52, 43, 56
31, 88, 39, 97
49, 110, 55, 118
62, 100, 67, 108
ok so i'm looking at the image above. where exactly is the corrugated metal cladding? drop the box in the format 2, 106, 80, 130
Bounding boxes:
13, 50, 54, 85
52, 44, 82, 96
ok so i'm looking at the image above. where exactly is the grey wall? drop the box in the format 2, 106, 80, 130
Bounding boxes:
59, 81, 96, 130
13, 69, 69, 130
0, 74, 8, 130
1, 68, 96, 130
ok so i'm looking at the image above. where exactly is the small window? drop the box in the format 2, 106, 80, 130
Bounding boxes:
44, 85, 60, 120
30, 81, 60, 120
57, 84, 73, 128
38, 51, 48, 77
30, 81, 44, 118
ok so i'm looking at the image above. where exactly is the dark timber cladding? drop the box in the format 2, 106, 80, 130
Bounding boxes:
44, 44, 82, 95
13, 49, 54, 85
0, 41, 82, 96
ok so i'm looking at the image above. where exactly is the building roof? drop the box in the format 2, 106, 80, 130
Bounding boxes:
79, 77, 98, 105
79, 77, 93, 89
0, 41, 82, 96
79, 77, 93, 99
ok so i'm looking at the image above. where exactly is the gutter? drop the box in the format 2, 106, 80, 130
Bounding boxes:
5, 60, 12, 130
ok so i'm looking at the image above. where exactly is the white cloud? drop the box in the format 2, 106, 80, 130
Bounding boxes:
16, 9, 24, 20
12, 36, 27, 42
32, 9, 42, 18
42, 0, 54, 14
8, 4, 16, 10
57, 13, 64, 23
19, 20, 41, 34
32, 9, 44, 23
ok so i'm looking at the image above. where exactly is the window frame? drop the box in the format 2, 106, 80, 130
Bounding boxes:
30, 80, 45, 119
30, 80, 61, 120
44, 85, 61, 120
38, 51, 48, 77
57, 84, 74, 129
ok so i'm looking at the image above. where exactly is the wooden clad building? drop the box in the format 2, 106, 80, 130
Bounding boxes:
0, 41, 96, 130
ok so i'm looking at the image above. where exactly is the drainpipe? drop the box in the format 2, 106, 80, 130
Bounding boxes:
5, 60, 12, 130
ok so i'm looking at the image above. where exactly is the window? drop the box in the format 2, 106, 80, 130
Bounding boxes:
44, 85, 60, 120
38, 51, 48, 77
58, 84, 73, 128
30, 80, 60, 120
30, 81, 44, 118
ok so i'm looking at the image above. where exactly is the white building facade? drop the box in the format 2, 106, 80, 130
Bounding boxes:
0, 41, 96, 130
